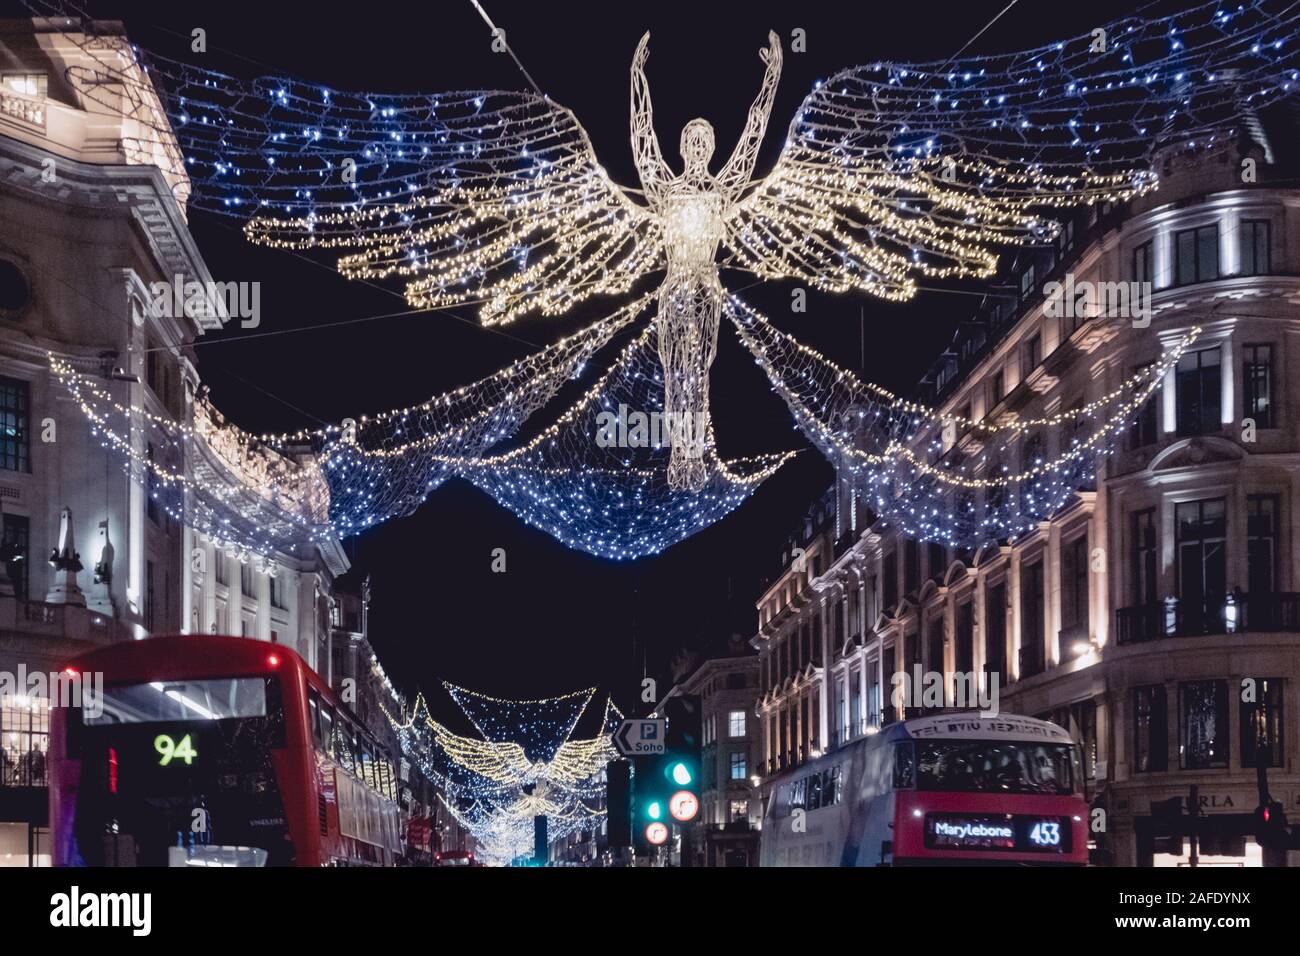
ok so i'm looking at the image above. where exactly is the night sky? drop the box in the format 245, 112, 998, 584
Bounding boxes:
54, 0, 1142, 717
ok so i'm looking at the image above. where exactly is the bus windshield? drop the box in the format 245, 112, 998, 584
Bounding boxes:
911, 740, 1077, 796
86, 678, 269, 725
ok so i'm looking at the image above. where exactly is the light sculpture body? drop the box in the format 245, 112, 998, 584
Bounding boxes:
631, 32, 782, 488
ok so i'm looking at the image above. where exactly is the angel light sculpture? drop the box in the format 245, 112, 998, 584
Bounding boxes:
223, 27, 1161, 491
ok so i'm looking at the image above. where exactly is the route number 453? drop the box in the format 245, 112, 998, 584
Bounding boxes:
1029, 821, 1061, 847
155, 734, 198, 767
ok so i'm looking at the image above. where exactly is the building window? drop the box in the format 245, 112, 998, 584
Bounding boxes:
1174, 224, 1219, 286
1239, 219, 1271, 277
1175, 347, 1221, 436
145, 560, 156, 632
1176, 498, 1227, 606
1180, 680, 1229, 769
0, 259, 30, 314
1132, 239, 1154, 285
882, 551, 898, 608
1133, 685, 1168, 773
1242, 344, 1273, 430
904, 630, 920, 668
2, 73, 47, 97
985, 580, 1007, 678
903, 540, 919, 595
1128, 362, 1160, 449
1057, 218, 1075, 254
729, 750, 747, 781
269, 573, 288, 610
991, 369, 1005, 405
0, 694, 49, 788
849, 668, 862, 734
240, 561, 255, 597
1241, 678, 1284, 768
1023, 332, 1042, 378
1, 513, 28, 602
925, 617, 945, 685
729, 800, 748, 822
1021, 431, 1044, 476
834, 679, 847, 744
728, 710, 746, 738
1020, 561, 1045, 677
1019, 264, 1036, 300
867, 660, 882, 727
1131, 509, 1158, 606
0, 377, 30, 473
146, 348, 170, 410
1246, 495, 1279, 596
1061, 534, 1090, 637
927, 541, 946, 581
145, 443, 160, 525
954, 601, 974, 675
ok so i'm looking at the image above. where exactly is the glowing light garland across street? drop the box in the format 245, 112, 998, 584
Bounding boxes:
386, 687, 623, 863
42, 0, 1299, 495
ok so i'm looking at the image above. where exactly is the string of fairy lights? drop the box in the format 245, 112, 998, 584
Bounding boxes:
385, 684, 623, 864
30, 0, 1300, 560
729, 295, 1204, 544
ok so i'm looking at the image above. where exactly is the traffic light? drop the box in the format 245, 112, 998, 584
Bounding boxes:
632, 757, 667, 851
1255, 799, 1290, 864
662, 695, 701, 825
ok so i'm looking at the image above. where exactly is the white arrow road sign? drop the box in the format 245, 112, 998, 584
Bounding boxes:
614, 718, 665, 756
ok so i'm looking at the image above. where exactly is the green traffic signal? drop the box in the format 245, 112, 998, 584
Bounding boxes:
666, 761, 693, 787
646, 800, 663, 821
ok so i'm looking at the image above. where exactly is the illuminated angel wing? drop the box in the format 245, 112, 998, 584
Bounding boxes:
726, 0, 1300, 300
65, 49, 662, 326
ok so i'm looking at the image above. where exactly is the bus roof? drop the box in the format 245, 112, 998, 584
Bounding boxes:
897, 713, 1074, 744
64, 634, 306, 686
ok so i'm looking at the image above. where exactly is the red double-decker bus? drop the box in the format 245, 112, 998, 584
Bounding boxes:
49, 635, 404, 867
760, 713, 1089, 866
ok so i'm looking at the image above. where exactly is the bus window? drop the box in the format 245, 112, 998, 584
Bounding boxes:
893, 742, 915, 789
360, 744, 374, 789
87, 677, 271, 724
335, 720, 356, 775
307, 690, 322, 749
914, 740, 1075, 796
320, 704, 335, 758
828, 765, 842, 805
807, 772, 823, 810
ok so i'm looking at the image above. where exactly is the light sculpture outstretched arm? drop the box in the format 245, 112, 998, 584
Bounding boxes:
716, 31, 782, 201
630, 31, 674, 206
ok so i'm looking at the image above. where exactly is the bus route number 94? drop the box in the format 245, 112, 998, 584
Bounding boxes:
155, 733, 198, 767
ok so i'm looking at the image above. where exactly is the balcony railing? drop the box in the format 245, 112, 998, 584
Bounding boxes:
1115, 593, 1300, 645
0, 90, 45, 129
